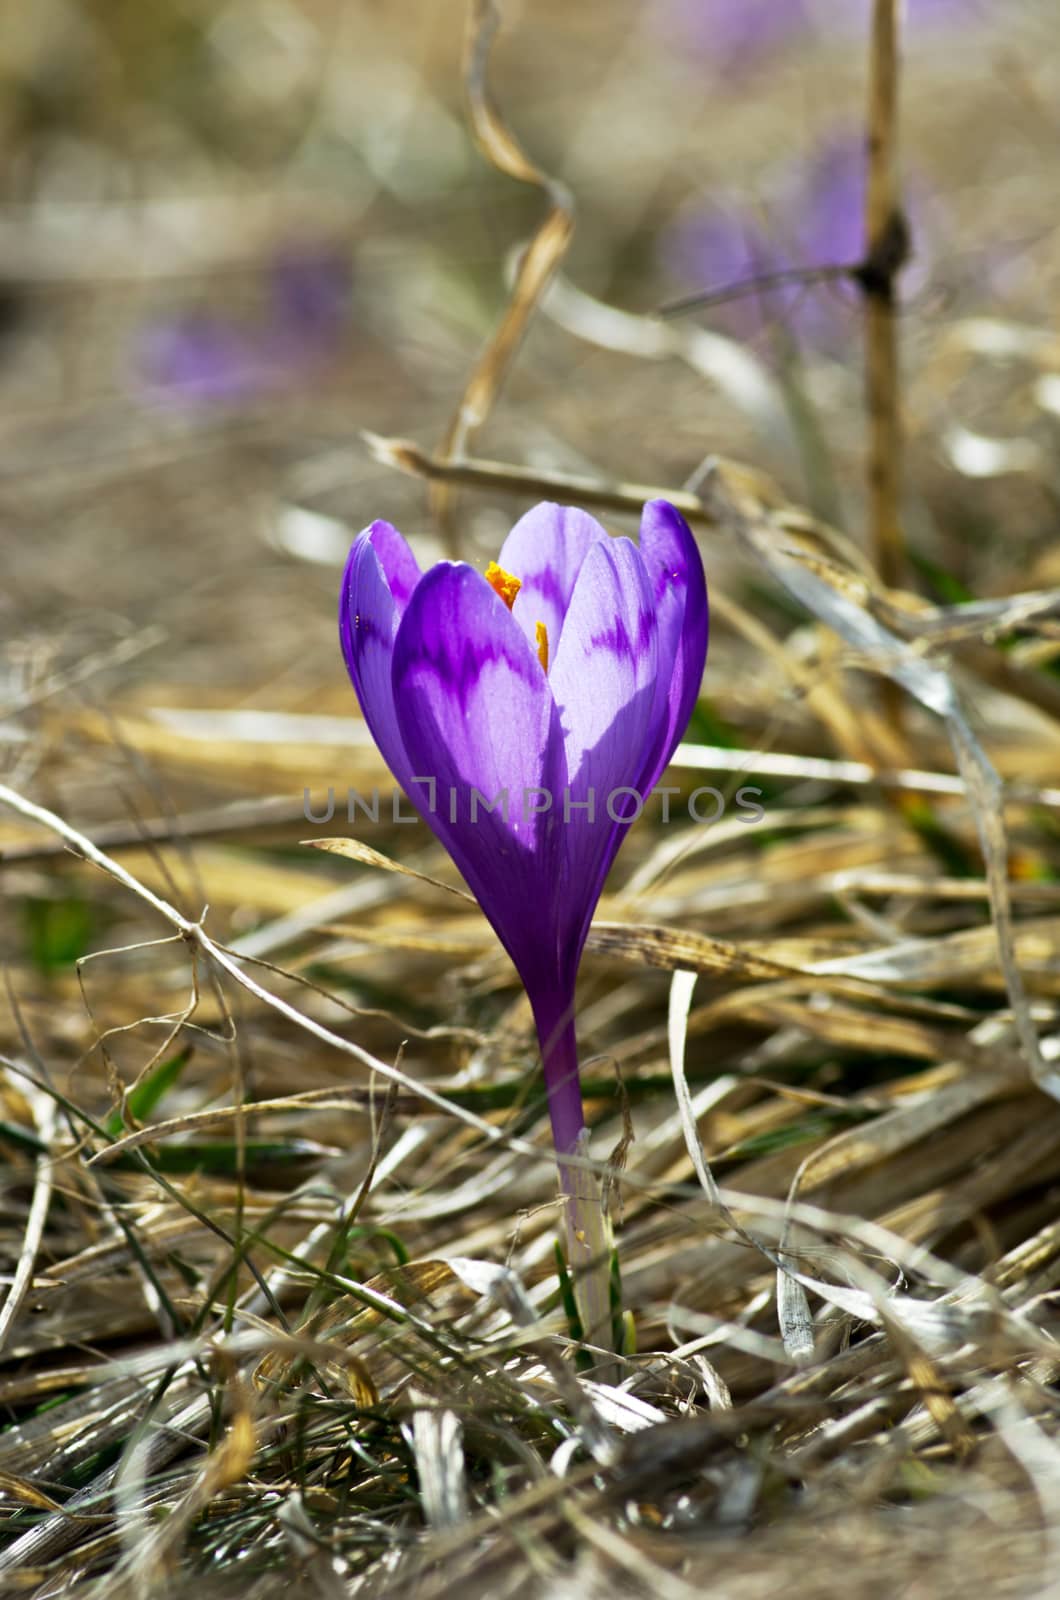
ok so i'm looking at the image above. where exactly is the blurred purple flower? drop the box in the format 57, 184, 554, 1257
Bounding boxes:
846, 0, 978, 27
661, 133, 931, 351
800, 138, 867, 268
660, 0, 810, 72
662, 209, 804, 345
138, 241, 350, 407
138, 314, 267, 405
660, 0, 977, 71
269, 245, 351, 350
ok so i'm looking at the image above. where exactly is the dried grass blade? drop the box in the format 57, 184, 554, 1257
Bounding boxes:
0, 1077, 56, 1353
667, 970, 719, 1210
303, 835, 475, 902
701, 467, 1053, 1096
410, 1403, 468, 1531
433, 0, 575, 530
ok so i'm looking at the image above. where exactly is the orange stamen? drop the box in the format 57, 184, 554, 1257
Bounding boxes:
485, 561, 522, 609
535, 619, 549, 673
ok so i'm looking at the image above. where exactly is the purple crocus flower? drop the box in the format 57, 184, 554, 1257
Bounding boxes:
662, 131, 934, 351
138, 313, 269, 405
138, 241, 350, 408
662, 207, 805, 345
339, 501, 708, 1343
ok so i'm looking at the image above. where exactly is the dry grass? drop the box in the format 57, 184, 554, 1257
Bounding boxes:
1, 1, 1059, 1594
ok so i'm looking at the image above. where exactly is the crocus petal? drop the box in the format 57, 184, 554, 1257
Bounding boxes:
634, 499, 710, 796
361, 519, 422, 611
497, 502, 607, 661
391, 562, 568, 985
339, 522, 422, 793
548, 536, 658, 965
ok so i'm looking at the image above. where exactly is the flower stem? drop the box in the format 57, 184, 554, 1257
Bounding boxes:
534, 995, 615, 1356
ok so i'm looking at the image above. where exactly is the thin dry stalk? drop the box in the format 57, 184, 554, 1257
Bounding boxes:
863, 0, 908, 596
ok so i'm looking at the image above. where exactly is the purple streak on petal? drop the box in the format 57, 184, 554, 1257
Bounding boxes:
391, 561, 569, 989
551, 536, 658, 793
635, 500, 710, 796
549, 536, 658, 967
498, 502, 607, 662
339, 523, 421, 796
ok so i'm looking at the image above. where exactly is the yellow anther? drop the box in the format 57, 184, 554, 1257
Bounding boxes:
535, 619, 549, 674
485, 561, 522, 609
483, 562, 548, 670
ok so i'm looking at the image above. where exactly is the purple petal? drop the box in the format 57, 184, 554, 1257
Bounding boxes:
548, 536, 658, 965
362, 518, 422, 612
391, 562, 568, 985
497, 502, 607, 661
339, 522, 421, 793
660, 126, 941, 352
634, 500, 709, 796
